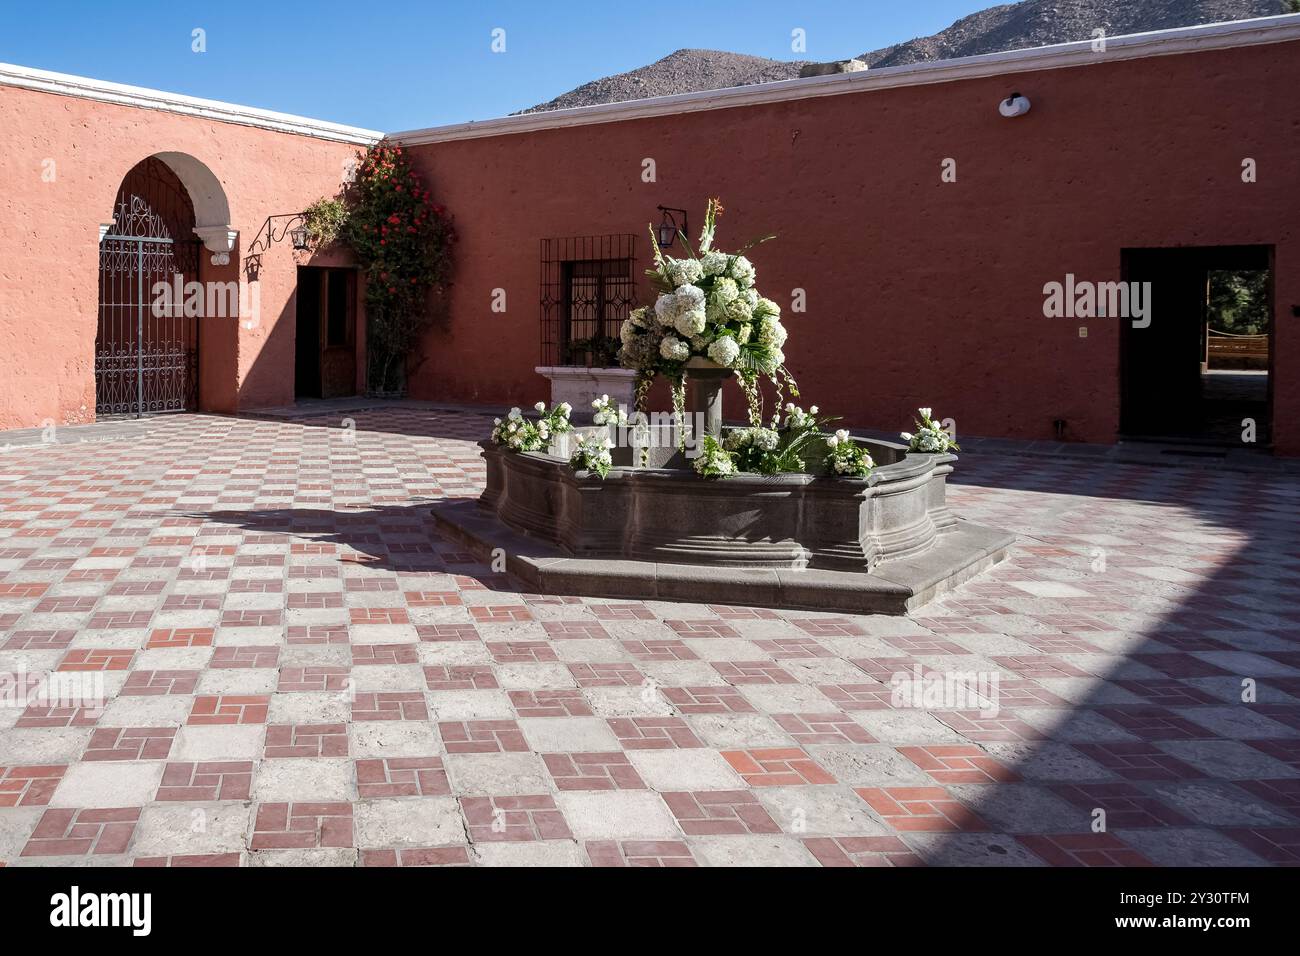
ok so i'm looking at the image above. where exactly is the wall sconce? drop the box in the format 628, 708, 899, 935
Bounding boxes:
244, 212, 309, 278
656, 206, 689, 249
999, 92, 1031, 117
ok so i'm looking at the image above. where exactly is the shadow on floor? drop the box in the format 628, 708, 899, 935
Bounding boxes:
917, 457, 1300, 864
182, 502, 518, 586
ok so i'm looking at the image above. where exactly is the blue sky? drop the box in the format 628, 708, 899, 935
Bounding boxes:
0, 1, 989, 131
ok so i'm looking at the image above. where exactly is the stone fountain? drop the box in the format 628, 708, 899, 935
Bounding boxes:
433, 365, 1014, 614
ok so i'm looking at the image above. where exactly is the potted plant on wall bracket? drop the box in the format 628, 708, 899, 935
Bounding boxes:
301, 197, 348, 249
304, 143, 457, 397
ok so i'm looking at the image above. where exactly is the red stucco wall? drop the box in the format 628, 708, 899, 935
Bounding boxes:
0, 84, 364, 428
1, 37, 1296, 452
400, 40, 1300, 453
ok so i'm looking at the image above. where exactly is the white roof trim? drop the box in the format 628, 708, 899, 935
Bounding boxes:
389, 13, 1300, 145
3, 14, 1296, 147
0, 62, 382, 145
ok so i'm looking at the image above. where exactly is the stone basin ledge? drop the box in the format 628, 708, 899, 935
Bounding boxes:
431, 435, 1016, 615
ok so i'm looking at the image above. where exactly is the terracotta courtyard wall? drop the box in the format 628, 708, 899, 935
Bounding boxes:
1, 20, 1297, 453
0, 80, 373, 429
396, 35, 1300, 453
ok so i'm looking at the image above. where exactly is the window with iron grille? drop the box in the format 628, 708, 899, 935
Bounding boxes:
540, 234, 637, 367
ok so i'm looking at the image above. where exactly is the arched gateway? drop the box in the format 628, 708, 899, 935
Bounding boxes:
95, 154, 233, 416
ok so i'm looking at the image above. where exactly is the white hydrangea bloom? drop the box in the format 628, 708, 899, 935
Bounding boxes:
659, 335, 690, 361
665, 257, 703, 288
724, 297, 753, 323
675, 284, 705, 310
707, 336, 740, 367
654, 293, 679, 324
674, 307, 707, 337
709, 277, 740, 308
728, 255, 755, 288
700, 251, 728, 276
758, 319, 787, 349
753, 297, 780, 320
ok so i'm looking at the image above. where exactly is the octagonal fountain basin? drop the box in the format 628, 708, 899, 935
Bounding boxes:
432, 430, 1016, 615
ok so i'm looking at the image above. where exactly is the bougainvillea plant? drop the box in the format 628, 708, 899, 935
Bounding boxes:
342, 144, 456, 394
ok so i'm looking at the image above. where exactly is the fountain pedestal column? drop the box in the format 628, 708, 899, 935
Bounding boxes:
685, 358, 730, 441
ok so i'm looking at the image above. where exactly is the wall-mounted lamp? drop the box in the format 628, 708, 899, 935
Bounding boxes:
999, 92, 1032, 118
656, 206, 689, 249
244, 213, 309, 278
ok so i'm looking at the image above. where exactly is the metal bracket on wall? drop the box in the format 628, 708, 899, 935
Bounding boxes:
244, 213, 307, 279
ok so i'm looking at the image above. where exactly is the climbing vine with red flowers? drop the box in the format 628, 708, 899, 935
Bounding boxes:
342, 143, 456, 394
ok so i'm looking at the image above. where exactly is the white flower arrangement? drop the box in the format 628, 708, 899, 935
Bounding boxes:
617, 198, 796, 428
825, 429, 875, 477
591, 394, 627, 427
780, 402, 819, 431
901, 407, 959, 454
490, 402, 572, 453
693, 435, 736, 478
569, 432, 613, 479
724, 427, 780, 454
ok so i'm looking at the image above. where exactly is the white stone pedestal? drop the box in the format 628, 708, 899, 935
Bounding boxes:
535, 366, 638, 417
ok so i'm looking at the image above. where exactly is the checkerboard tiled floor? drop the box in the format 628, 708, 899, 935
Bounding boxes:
0, 406, 1297, 866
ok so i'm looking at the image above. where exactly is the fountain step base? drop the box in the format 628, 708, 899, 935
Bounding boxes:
432, 500, 1015, 616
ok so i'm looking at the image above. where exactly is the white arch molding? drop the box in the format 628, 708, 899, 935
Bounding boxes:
149, 151, 237, 254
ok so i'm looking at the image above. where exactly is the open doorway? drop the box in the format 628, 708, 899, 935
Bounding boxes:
1120, 246, 1273, 447
295, 266, 358, 400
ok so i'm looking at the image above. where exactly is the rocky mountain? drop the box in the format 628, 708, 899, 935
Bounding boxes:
519, 0, 1290, 113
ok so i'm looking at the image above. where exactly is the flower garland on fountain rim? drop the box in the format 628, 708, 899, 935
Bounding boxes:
490, 402, 572, 452
617, 198, 797, 435
901, 407, 960, 453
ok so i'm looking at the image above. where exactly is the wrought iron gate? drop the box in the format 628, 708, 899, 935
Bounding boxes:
96, 162, 201, 416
